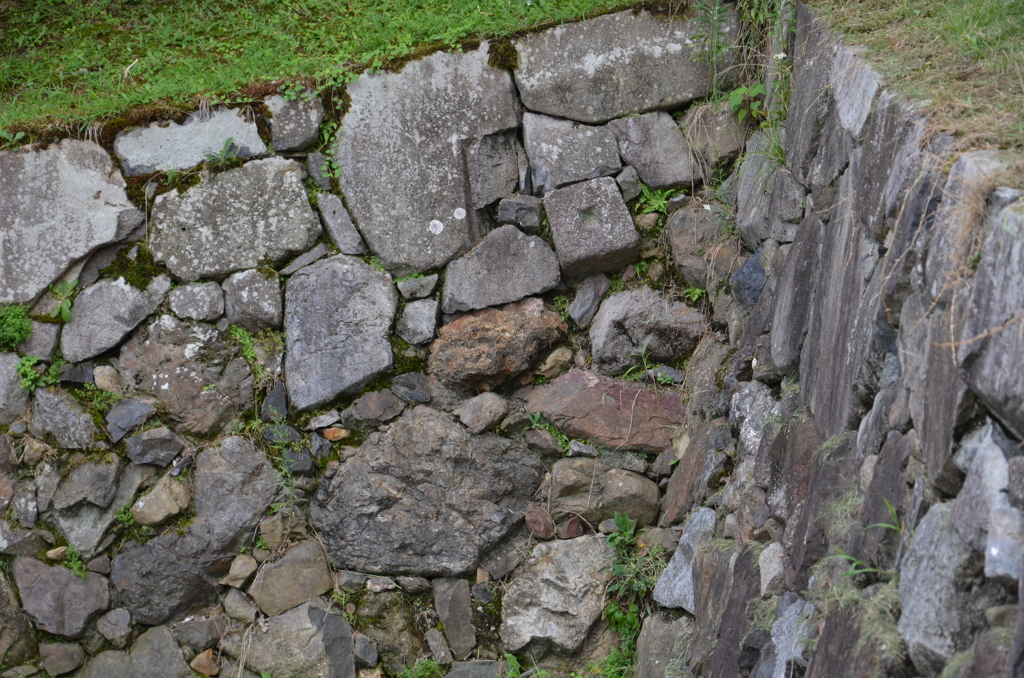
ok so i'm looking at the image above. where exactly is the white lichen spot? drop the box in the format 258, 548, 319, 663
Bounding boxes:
429, 220, 445, 235
453, 208, 467, 220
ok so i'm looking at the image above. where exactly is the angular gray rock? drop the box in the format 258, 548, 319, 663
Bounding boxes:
441, 225, 561, 313
522, 112, 620, 193
514, 9, 738, 124
466, 131, 520, 209
17, 320, 60, 362
497, 195, 543, 233
130, 472, 191, 527
453, 392, 508, 435
29, 389, 95, 449
52, 454, 120, 511
307, 152, 334, 191
118, 315, 253, 436
680, 102, 746, 168
310, 406, 544, 575
339, 389, 405, 428
734, 131, 777, 249
653, 508, 716, 612
61, 275, 170, 364
113, 107, 267, 176
0, 140, 139, 304
284, 255, 397, 411
544, 177, 640, 278
96, 608, 132, 647
589, 288, 704, 376
221, 599, 355, 678
769, 594, 816, 678
77, 625, 192, 678
730, 380, 780, 458
500, 536, 614, 654
396, 299, 438, 346
568, 274, 611, 329
336, 43, 519, 272
168, 282, 224, 321
264, 93, 324, 151
0, 353, 29, 426
248, 540, 334, 617
125, 426, 183, 466
12, 557, 108, 639
40, 641, 85, 676
105, 397, 156, 443
150, 158, 321, 281
608, 112, 700, 189
551, 457, 660, 527
433, 578, 475, 660
828, 47, 882, 139
280, 243, 329, 276
397, 274, 439, 300
222, 268, 283, 333
616, 165, 642, 202
635, 612, 694, 678
318, 193, 367, 255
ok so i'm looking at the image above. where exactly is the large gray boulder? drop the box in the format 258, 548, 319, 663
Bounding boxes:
608, 112, 700, 189
284, 256, 397, 411
12, 557, 108, 639
113, 107, 266, 176
60, 275, 170, 363
514, 8, 738, 124
589, 288, 704, 376
221, 599, 355, 678
336, 43, 519, 273
544, 177, 639, 278
0, 353, 29, 425
500, 536, 614, 654
0, 140, 140, 304
310, 406, 544, 576
149, 158, 321, 281
521, 112, 620, 193
442, 225, 560, 314
29, 389, 95, 449
652, 508, 715, 612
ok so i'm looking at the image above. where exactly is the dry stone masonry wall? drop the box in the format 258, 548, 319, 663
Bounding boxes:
0, 3, 1022, 678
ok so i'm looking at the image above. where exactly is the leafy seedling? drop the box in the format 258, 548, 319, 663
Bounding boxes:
729, 82, 767, 124
49, 278, 78, 322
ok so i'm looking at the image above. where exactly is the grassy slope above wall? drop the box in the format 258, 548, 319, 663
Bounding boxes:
1, 0, 1020, 148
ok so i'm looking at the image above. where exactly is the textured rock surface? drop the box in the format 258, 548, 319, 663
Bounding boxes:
0, 140, 138, 303
119, 316, 252, 435
429, 298, 566, 390
520, 371, 687, 453
125, 426, 183, 466
636, 613, 694, 678
567, 274, 611, 329
522, 113, 620, 193
498, 195, 543, 233
336, 44, 519, 272
442, 225, 560, 313
0, 353, 29, 425
13, 557, 108, 639
264, 93, 324, 151
310, 406, 544, 575
113, 107, 266, 176
396, 298, 438, 346
222, 268, 283, 333
513, 9, 737, 123
544, 177, 639, 278
318, 193, 367, 255
453, 392, 508, 434
666, 206, 744, 289
61, 275, 170, 363
51, 463, 154, 556
551, 458, 660, 527
589, 289, 704, 376
248, 540, 334, 617
433, 578, 476, 660
500, 536, 614, 654
30, 389, 96, 449
130, 472, 191, 527
653, 508, 716, 612
285, 255, 397, 411
608, 113, 699, 189
168, 282, 224, 321
150, 158, 321, 281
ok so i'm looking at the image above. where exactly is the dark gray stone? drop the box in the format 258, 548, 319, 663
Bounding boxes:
513, 9, 738, 124
666, 205, 743, 289
280, 243, 329, 276
336, 44, 519, 273
16, 321, 61, 362
318, 193, 367, 255
0, 353, 29, 426
339, 389, 405, 428
58, 362, 94, 384
51, 463, 154, 556
444, 662, 499, 678
265, 93, 324, 151
442, 225, 560, 313
770, 215, 821, 374
635, 613, 694, 678
248, 540, 334, 617
262, 423, 301, 446
766, 169, 806, 243
784, 5, 835, 184
433, 578, 475, 660
125, 426, 183, 466
522, 113, 620, 193
567, 273, 611, 329
0, 140, 138, 304
105, 398, 156, 443
39, 641, 85, 675
168, 282, 224, 321
171, 614, 233, 652
310, 406, 543, 576
608, 112, 699, 189
150, 158, 321, 281
391, 372, 432, 403
52, 454, 120, 511
731, 247, 768, 309
396, 299, 438, 346
453, 393, 507, 435
12, 557, 108, 639
616, 165, 642, 202
114, 107, 266, 176
497, 195, 543, 233
306, 152, 334, 192
397, 274, 439, 300
652, 508, 716, 612
426, 629, 453, 664
285, 255, 397, 411
679, 102, 746, 169
97, 608, 132, 646
466, 130, 520, 209
29, 389, 95, 449
589, 289, 704, 376
551, 457, 660, 527
353, 633, 379, 667
734, 131, 777, 249
544, 177, 639, 278
223, 268, 283, 333
261, 381, 289, 422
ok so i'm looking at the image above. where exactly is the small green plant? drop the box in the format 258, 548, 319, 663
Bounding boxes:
116, 504, 135, 528
692, 0, 732, 96
621, 341, 660, 382
205, 136, 238, 168
526, 411, 544, 429
15, 356, 60, 394
49, 278, 78, 323
683, 286, 707, 302
728, 83, 767, 124
65, 545, 87, 579
367, 256, 386, 272
551, 295, 571, 323
825, 548, 884, 578
396, 659, 444, 678
503, 653, 550, 678
526, 412, 570, 452
636, 184, 675, 215
867, 498, 903, 533
228, 324, 270, 386
0, 304, 32, 350
0, 128, 26, 148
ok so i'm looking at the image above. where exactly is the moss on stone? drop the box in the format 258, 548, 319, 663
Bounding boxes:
99, 243, 166, 291
487, 39, 519, 71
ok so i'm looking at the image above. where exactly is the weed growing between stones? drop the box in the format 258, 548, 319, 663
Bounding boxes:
99, 244, 166, 291
15, 356, 61, 394
396, 659, 444, 678
0, 304, 32, 350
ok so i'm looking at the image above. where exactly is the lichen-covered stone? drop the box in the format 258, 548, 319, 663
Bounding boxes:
61, 275, 170, 363
264, 93, 324, 151
544, 177, 639, 278
522, 112, 620, 193
608, 112, 699, 189
222, 268, 283, 333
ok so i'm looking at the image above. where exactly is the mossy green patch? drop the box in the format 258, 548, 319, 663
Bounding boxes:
99, 243, 166, 291
487, 39, 520, 71
0, 304, 32, 351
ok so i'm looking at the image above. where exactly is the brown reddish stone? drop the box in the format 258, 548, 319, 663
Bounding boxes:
323, 427, 349, 442
518, 370, 687, 454
525, 502, 555, 540
559, 515, 584, 539
190, 648, 220, 675
429, 298, 566, 391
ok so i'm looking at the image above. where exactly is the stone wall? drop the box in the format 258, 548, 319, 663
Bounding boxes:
0, 3, 1022, 677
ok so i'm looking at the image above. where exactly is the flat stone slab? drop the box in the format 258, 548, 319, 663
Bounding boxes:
336, 43, 519, 273
0, 353, 30, 426
442, 225, 561, 313
514, 8, 738, 124
113, 107, 267, 176
13, 557, 109, 639
285, 255, 397, 411
544, 177, 639, 278
317, 193, 366, 255
608, 112, 700, 189
150, 158, 321, 281
264, 93, 324, 151
248, 540, 334, 617
522, 112, 620, 193
0, 140, 138, 303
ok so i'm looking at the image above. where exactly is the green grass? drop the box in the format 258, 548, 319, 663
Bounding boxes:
0, 0, 638, 137
809, 0, 1024, 149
